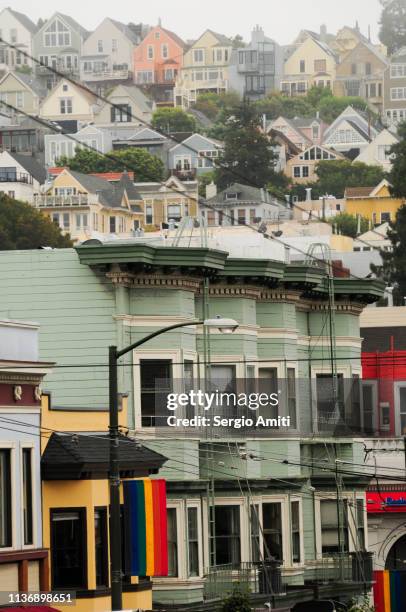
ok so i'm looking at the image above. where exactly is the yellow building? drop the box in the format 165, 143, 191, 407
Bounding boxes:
281, 34, 337, 96
345, 179, 404, 225
41, 393, 167, 612
34, 168, 139, 242
174, 29, 233, 108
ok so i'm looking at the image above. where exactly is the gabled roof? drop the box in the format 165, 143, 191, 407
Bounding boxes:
340, 40, 388, 67
323, 105, 379, 142
192, 29, 233, 48
62, 169, 130, 208
116, 172, 143, 201
106, 85, 153, 113
3, 7, 37, 33
345, 180, 391, 198
36, 12, 88, 39
108, 18, 141, 45
169, 132, 223, 152
160, 26, 186, 49
41, 432, 166, 480
1, 71, 47, 99
128, 127, 166, 141
40, 78, 98, 108
7, 152, 47, 183
207, 182, 275, 205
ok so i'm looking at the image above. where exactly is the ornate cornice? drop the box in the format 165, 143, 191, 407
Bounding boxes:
107, 271, 202, 292
198, 284, 263, 299
296, 300, 365, 315
0, 373, 44, 384
258, 289, 302, 303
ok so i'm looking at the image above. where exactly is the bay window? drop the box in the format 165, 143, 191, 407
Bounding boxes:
291, 500, 301, 563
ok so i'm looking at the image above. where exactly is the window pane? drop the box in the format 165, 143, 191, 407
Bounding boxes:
0, 450, 11, 547
51, 510, 86, 588
95, 508, 108, 587
187, 507, 199, 576
140, 359, 173, 426
22, 448, 33, 545
213, 505, 240, 566
263, 502, 282, 561
291, 501, 300, 562
250, 504, 260, 562
167, 508, 178, 577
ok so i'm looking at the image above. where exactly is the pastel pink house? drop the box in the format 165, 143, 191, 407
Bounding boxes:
133, 25, 185, 104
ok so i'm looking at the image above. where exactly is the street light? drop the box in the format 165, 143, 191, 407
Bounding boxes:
108, 316, 238, 610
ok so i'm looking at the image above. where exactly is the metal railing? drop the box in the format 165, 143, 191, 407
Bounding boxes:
304, 553, 373, 586
203, 561, 283, 601
0, 172, 32, 184
34, 194, 92, 208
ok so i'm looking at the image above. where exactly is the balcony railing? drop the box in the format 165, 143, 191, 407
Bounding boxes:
34, 194, 92, 208
304, 553, 374, 586
0, 172, 33, 184
83, 68, 131, 80
172, 168, 197, 180
204, 561, 284, 601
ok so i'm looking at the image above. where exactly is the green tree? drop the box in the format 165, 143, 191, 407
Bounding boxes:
215, 99, 278, 190
329, 212, 369, 238
57, 147, 164, 182
0, 194, 73, 249
220, 589, 251, 612
306, 84, 333, 108
255, 94, 314, 119
231, 34, 246, 49
193, 91, 241, 121
318, 96, 369, 123
379, 0, 406, 54
315, 160, 386, 198
388, 121, 406, 197
151, 107, 196, 134
379, 204, 406, 304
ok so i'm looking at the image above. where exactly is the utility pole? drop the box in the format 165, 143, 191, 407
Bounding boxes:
109, 345, 122, 611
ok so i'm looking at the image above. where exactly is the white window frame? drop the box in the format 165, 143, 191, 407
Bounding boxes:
20, 444, 37, 550
0, 444, 15, 552
360, 379, 378, 434
193, 48, 204, 64
161, 43, 169, 60
185, 500, 203, 578
147, 45, 154, 60
315, 492, 367, 557
394, 381, 406, 436
15, 91, 24, 109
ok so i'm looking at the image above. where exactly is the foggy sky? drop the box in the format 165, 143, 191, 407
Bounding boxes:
7, 0, 383, 45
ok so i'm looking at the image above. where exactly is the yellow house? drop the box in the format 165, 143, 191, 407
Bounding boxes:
0, 71, 45, 117
281, 35, 337, 96
345, 179, 404, 225
174, 29, 233, 108
34, 169, 139, 242
41, 393, 167, 612
39, 78, 99, 122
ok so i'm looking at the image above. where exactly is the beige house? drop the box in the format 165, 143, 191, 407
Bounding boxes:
33, 168, 138, 242
174, 29, 233, 108
355, 128, 399, 171
281, 35, 337, 96
39, 78, 99, 122
135, 175, 198, 227
94, 83, 154, 126
286, 144, 344, 183
0, 71, 46, 117
334, 41, 388, 112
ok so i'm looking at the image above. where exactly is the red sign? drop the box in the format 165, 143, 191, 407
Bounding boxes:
367, 491, 406, 513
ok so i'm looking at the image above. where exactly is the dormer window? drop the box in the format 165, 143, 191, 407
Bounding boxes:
225, 192, 238, 200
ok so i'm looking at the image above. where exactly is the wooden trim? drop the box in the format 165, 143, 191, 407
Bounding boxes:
18, 559, 28, 591
40, 554, 49, 591
0, 548, 48, 563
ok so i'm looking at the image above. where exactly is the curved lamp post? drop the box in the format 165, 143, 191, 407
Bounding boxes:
109, 316, 238, 610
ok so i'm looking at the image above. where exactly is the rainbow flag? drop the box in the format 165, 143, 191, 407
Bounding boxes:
123, 479, 168, 577
374, 570, 406, 611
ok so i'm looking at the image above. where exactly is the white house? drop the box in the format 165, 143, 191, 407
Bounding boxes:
93, 84, 154, 126
322, 105, 379, 155
39, 78, 100, 122
80, 18, 140, 87
355, 128, 399, 171
0, 7, 37, 70
0, 150, 46, 202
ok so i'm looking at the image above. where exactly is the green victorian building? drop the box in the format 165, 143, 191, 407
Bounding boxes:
0, 241, 384, 611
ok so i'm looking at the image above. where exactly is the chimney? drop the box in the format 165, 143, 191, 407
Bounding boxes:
305, 187, 312, 202
320, 24, 327, 42
368, 25, 371, 42
206, 181, 217, 199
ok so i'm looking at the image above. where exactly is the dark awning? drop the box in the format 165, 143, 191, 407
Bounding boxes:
41, 432, 167, 480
